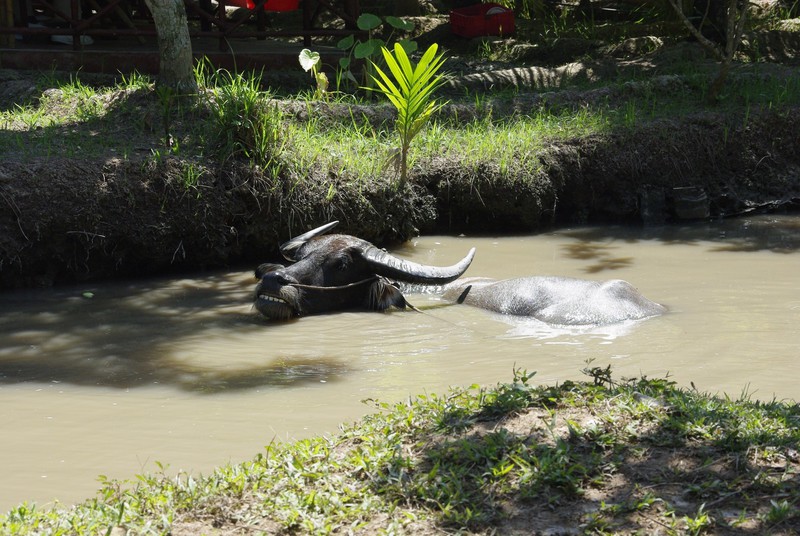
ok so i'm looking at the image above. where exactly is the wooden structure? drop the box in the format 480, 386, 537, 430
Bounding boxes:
0, 0, 359, 73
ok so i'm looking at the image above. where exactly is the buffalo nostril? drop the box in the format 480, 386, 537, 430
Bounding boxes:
255, 262, 285, 280
261, 271, 293, 287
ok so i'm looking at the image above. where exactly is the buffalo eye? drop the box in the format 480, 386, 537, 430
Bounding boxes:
335, 247, 361, 271
336, 254, 351, 271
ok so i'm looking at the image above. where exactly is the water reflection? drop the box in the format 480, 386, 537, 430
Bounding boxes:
496, 313, 644, 341
559, 242, 634, 273
560, 214, 800, 255
173, 358, 349, 393
0, 273, 352, 391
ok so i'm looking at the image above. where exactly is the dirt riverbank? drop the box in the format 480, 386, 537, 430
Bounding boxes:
1, 32, 800, 288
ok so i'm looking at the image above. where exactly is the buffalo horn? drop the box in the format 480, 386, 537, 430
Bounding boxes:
280, 221, 339, 261
362, 246, 476, 284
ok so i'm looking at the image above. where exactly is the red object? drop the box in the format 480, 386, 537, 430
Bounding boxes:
227, 0, 299, 12
449, 3, 515, 38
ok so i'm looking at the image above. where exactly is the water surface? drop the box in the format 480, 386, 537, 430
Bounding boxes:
1, 215, 798, 511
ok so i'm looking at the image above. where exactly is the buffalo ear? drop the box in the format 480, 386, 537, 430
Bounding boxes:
255, 263, 285, 279
366, 278, 408, 311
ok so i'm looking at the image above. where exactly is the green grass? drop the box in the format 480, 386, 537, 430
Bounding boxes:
268, 70, 800, 192
2, 61, 799, 173
3, 367, 799, 534
194, 60, 286, 167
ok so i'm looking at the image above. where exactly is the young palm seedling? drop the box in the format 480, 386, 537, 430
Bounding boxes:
367, 42, 447, 187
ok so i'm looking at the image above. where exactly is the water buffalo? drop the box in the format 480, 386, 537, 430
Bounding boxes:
442, 276, 666, 326
254, 221, 476, 320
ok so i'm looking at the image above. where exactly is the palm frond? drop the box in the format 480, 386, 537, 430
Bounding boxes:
365, 43, 448, 185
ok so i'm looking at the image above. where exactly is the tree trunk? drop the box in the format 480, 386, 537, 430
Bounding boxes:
667, 0, 747, 103
143, 0, 198, 93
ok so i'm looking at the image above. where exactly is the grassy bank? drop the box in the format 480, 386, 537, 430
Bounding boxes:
1, 59, 799, 288
3, 64, 800, 171
2, 367, 798, 534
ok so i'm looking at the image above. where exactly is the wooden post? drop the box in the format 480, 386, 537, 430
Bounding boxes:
1, 0, 15, 48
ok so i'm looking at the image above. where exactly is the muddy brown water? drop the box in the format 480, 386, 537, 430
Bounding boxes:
1, 215, 799, 512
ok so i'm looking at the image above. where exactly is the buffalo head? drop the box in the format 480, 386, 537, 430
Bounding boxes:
254, 221, 476, 320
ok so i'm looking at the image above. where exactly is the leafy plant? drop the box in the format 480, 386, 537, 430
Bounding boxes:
478, 367, 538, 417
764, 498, 796, 524
683, 504, 714, 535
298, 48, 329, 101
118, 70, 153, 91
336, 13, 416, 90
182, 161, 205, 190
367, 42, 447, 186
581, 359, 615, 387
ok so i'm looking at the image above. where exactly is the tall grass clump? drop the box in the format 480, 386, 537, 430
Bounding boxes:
195, 60, 286, 167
